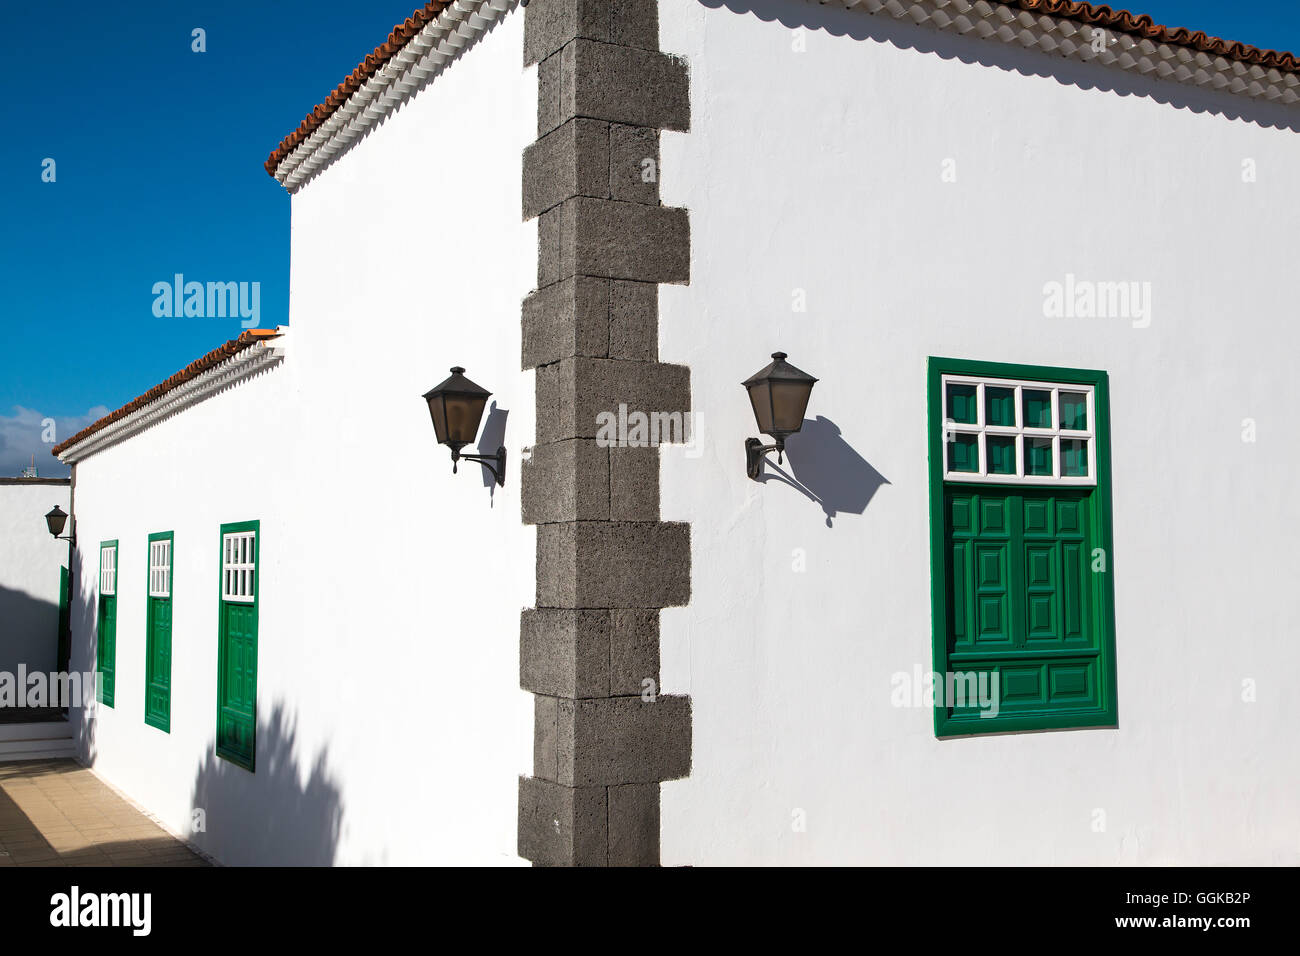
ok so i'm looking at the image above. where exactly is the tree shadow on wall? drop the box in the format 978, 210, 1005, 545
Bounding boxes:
189, 703, 343, 866
758, 416, 888, 527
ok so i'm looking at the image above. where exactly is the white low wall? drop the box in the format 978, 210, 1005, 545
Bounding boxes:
657, 0, 1300, 865
68, 8, 535, 865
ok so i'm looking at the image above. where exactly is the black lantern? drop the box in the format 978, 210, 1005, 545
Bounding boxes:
422, 366, 506, 486
45, 505, 74, 541
742, 351, 818, 480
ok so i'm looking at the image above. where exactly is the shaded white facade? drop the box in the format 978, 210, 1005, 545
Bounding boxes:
65, 10, 535, 865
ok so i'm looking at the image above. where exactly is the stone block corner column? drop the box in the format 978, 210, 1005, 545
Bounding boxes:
517, 0, 692, 867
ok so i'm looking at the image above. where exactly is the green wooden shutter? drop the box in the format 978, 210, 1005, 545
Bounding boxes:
928, 359, 1118, 736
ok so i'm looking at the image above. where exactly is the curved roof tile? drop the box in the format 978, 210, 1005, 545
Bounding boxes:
52, 329, 282, 458
264, 0, 1300, 181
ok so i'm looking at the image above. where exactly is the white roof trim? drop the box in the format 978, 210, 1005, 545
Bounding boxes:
56, 331, 289, 465
823, 0, 1299, 106
274, 0, 519, 193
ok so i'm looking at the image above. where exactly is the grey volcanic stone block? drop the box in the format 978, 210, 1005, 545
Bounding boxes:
610, 0, 659, 51
559, 41, 690, 133
522, 438, 609, 524
544, 197, 689, 285
610, 608, 660, 696
537, 52, 563, 136
557, 694, 692, 786
535, 356, 690, 443
525, 0, 660, 66
536, 521, 690, 609
609, 124, 659, 205
523, 119, 609, 220
522, 276, 611, 369
534, 694, 559, 780
518, 776, 607, 866
608, 783, 660, 866
536, 521, 579, 607
537, 205, 563, 287
609, 280, 657, 361
609, 445, 659, 522
521, 608, 612, 698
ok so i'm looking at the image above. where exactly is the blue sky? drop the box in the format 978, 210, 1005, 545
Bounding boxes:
1, 0, 1297, 476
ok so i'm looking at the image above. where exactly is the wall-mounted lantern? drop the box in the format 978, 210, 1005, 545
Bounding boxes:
422, 366, 506, 486
45, 505, 75, 543
742, 351, 818, 480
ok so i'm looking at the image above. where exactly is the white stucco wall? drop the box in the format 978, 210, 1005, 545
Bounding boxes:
657, 0, 1300, 864
0, 480, 70, 679
68, 8, 535, 865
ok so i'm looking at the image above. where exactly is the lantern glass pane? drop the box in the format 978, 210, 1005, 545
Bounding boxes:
747, 381, 773, 435
427, 395, 449, 444
445, 394, 488, 445
770, 380, 812, 434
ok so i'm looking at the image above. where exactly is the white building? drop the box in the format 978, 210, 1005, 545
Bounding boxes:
0, 477, 77, 761
0, 478, 71, 684
52, 0, 1300, 865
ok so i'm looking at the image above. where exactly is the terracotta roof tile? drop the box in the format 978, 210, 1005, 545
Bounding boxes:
1005, 1, 1300, 74
52, 329, 282, 458
264, 1, 452, 178
264, 1, 1300, 180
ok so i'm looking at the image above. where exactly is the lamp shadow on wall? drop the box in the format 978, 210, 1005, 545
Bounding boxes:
759, 416, 888, 527
188, 703, 343, 866
704, 0, 1300, 133
476, 402, 509, 501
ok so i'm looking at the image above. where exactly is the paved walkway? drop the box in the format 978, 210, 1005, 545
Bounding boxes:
0, 759, 208, 867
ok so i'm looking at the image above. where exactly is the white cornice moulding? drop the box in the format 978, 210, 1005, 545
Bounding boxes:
825, 0, 1299, 107
275, 0, 519, 193
56, 334, 288, 465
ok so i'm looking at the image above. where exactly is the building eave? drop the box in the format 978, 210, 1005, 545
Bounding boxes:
829, 0, 1300, 106
266, 0, 519, 193
53, 330, 288, 465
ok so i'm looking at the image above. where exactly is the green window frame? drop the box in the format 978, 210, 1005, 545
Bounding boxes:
144, 531, 174, 733
216, 520, 259, 771
96, 540, 118, 708
928, 357, 1118, 736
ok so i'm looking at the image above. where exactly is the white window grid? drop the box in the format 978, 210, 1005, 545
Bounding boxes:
99, 546, 117, 596
149, 539, 172, 598
222, 531, 256, 603
941, 374, 1096, 486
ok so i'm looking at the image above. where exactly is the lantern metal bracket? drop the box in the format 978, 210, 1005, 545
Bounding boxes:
451, 446, 507, 487
745, 438, 786, 481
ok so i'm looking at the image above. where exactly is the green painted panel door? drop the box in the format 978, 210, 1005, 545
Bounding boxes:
217, 523, 258, 771
145, 597, 172, 731
96, 594, 116, 707
56, 566, 70, 673
145, 533, 173, 732
97, 541, 117, 708
944, 488, 1101, 722
217, 602, 256, 767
